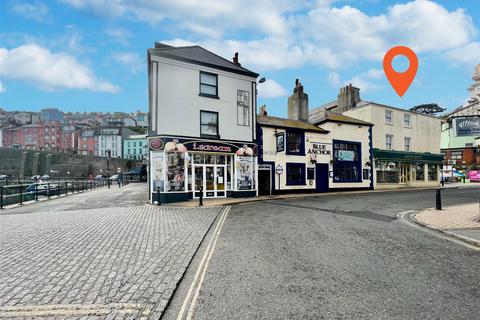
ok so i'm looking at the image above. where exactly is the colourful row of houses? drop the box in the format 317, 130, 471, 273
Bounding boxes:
0, 124, 148, 161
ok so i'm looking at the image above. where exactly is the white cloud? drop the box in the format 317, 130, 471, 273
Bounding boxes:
443, 42, 480, 66
105, 27, 133, 46
11, 2, 50, 22
112, 52, 143, 74
0, 81, 5, 93
63, 0, 478, 71
60, 0, 305, 37
0, 44, 118, 93
258, 79, 289, 98
343, 68, 385, 92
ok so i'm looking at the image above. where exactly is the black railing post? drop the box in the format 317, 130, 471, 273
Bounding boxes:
47, 183, 51, 199
19, 185, 23, 205
0, 186, 3, 209
199, 186, 203, 207
65, 182, 68, 195
35, 183, 38, 201
156, 187, 161, 206
436, 188, 442, 210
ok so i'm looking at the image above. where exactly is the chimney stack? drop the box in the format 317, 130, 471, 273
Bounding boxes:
337, 84, 360, 113
287, 79, 309, 122
259, 105, 267, 116
233, 52, 241, 66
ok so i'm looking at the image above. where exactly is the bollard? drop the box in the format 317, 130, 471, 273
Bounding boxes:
199, 186, 203, 207
19, 185, 23, 205
436, 188, 442, 210
35, 183, 38, 201
157, 187, 161, 206
0, 186, 3, 209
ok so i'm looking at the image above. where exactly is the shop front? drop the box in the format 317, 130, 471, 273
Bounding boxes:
373, 149, 444, 189
149, 136, 257, 203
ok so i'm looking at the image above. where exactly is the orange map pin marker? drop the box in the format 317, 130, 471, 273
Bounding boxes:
383, 46, 418, 97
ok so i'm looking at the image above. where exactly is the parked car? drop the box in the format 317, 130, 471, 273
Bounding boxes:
31, 175, 42, 181
41, 175, 50, 180
109, 174, 119, 181
0, 175, 7, 180
94, 174, 106, 180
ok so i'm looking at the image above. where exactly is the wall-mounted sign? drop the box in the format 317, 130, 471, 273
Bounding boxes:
275, 164, 284, 175
338, 150, 355, 161
276, 132, 285, 153
149, 137, 257, 155
456, 118, 480, 136
307, 143, 331, 155
149, 138, 164, 150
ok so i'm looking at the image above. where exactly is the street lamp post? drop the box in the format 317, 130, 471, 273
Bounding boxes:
106, 150, 111, 189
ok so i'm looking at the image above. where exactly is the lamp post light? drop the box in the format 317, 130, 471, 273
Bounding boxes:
106, 150, 111, 189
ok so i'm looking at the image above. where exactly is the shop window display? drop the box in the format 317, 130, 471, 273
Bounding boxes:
428, 164, 438, 181
415, 163, 425, 181
236, 156, 253, 190
166, 152, 186, 191
376, 161, 399, 183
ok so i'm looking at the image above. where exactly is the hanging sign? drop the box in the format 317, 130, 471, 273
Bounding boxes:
276, 132, 285, 153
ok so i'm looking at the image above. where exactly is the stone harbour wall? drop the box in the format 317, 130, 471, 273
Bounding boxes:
0, 147, 135, 178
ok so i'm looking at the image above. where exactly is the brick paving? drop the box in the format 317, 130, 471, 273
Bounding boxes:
0, 205, 222, 319
415, 203, 480, 230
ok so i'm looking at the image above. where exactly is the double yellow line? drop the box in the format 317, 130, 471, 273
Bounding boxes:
177, 206, 231, 320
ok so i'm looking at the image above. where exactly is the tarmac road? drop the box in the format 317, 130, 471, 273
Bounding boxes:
165, 187, 480, 320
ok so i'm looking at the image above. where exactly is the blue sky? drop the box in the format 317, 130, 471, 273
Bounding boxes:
0, 0, 479, 117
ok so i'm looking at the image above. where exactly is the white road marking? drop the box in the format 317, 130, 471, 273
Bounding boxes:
176, 206, 231, 320
397, 210, 480, 251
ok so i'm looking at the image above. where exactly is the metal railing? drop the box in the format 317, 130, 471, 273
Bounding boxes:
0, 179, 113, 209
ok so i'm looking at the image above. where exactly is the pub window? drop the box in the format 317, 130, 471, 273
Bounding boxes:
376, 161, 399, 184
450, 151, 462, 160
386, 134, 393, 150
333, 141, 361, 182
237, 90, 249, 126
428, 164, 438, 181
286, 131, 304, 155
286, 163, 306, 185
199, 71, 218, 97
404, 137, 411, 152
415, 163, 425, 181
200, 111, 219, 137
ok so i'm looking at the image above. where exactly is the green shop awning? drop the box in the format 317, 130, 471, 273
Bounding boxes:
373, 149, 444, 163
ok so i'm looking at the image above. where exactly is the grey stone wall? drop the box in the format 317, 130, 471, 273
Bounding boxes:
0, 147, 134, 178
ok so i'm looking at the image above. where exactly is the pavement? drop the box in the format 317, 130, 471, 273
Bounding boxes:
414, 202, 480, 245
0, 184, 223, 319
164, 186, 480, 320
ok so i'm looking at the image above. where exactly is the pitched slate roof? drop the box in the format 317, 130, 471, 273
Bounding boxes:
149, 43, 258, 78
257, 115, 329, 133
313, 112, 373, 126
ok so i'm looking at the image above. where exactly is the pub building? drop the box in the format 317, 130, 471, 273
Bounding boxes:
256, 80, 373, 196
147, 42, 258, 203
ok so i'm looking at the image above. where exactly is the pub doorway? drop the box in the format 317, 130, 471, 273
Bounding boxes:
258, 168, 272, 196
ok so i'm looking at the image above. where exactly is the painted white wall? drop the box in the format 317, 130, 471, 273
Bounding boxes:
260, 122, 371, 190
96, 135, 122, 158
344, 103, 441, 154
151, 56, 256, 142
